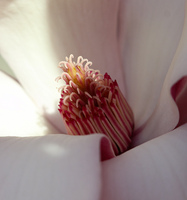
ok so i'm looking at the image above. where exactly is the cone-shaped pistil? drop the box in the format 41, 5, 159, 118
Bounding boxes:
56, 55, 134, 155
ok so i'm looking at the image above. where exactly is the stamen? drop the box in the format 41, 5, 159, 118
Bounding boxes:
84, 61, 92, 70
56, 55, 134, 156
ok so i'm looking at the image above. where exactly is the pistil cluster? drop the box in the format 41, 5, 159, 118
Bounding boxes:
56, 54, 134, 155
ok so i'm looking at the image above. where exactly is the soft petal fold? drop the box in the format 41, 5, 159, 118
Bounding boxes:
0, 71, 59, 136
0, 0, 125, 133
102, 124, 187, 200
0, 134, 104, 200
132, 2, 187, 145
119, 0, 186, 129
171, 76, 187, 126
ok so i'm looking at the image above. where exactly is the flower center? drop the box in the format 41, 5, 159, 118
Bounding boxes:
56, 54, 134, 156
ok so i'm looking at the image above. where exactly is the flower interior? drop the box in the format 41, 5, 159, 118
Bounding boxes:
56, 55, 134, 156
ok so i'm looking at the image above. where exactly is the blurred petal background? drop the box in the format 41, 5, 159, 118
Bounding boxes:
0, 55, 15, 77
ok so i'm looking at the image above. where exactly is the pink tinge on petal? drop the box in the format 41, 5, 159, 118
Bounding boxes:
100, 137, 115, 161
171, 76, 187, 127
171, 76, 187, 99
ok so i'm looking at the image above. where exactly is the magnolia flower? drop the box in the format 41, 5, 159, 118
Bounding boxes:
0, 0, 187, 200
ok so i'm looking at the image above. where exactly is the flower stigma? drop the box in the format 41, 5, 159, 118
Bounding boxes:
56, 54, 134, 156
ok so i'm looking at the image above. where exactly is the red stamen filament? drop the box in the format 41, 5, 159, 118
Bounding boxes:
56, 55, 134, 156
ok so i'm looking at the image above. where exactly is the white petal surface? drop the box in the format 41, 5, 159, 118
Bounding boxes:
0, 0, 125, 133
102, 124, 187, 200
0, 134, 103, 200
0, 71, 59, 136
0, 0, 66, 132
119, 0, 186, 129
132, 2, 187, 145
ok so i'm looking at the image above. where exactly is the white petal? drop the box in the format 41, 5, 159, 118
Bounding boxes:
102, 124, 187, 200
0, 134, 103, 200
119, 0, 185, 128
0, 0, 125, 133
0, 71, 59, 136
132, 2, 187, 145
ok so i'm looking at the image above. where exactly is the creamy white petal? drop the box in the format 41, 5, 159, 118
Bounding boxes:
102, 124, 187, 200
119, 0, 185, 129
0, 134, 103, 200
0, 71, 59, 136
0, 0, 125, 133
0, 0, 66, 132
132, 2, 187, 145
